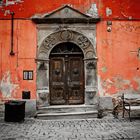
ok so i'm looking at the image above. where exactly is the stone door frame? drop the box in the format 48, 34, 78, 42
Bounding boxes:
36, 29, 98, 106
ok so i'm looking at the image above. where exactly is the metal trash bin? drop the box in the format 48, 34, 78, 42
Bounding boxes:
4, 100, 26, 122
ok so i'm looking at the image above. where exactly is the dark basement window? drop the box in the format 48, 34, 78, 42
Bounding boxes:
23, 70, 33, 80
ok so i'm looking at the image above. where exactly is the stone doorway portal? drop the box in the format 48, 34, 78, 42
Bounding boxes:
33, 5, 100, 107
36, 29, 98, 107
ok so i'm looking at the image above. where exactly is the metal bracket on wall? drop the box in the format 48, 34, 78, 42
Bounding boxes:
137, 48, 140, 58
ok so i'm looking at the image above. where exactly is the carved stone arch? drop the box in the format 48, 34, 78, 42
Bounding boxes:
38, 29, 97, 60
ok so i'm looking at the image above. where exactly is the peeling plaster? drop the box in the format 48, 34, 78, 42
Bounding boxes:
134, 77, 140, 91
113, 76, 130, 89
112, 89, 137, 98
86, 3, 99, 18
1, 0, 24, 6
0, 71, 19, 98
106, 7, 112, 17
0, 0, 24, 16
98, 75, 132, 96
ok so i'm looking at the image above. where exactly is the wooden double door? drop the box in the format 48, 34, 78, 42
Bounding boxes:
50, 55, 84, 105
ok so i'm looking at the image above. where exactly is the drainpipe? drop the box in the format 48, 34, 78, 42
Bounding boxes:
10, 12, 15, 56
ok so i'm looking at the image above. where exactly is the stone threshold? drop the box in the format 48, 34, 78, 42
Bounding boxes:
38, 104, 97, 109
37, 110, 98, 117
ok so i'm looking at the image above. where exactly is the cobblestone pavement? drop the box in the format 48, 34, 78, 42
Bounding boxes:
0, 117, 140, 140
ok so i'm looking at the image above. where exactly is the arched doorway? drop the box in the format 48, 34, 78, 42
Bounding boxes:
49, 42, 84, 105
36, 30, 98, 107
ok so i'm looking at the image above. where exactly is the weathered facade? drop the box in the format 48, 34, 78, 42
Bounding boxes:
0, 0, 140, 116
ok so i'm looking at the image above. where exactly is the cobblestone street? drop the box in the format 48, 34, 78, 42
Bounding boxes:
0, 117, 140, 140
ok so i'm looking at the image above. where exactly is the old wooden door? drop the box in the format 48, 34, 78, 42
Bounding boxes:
49, 43, 84, 105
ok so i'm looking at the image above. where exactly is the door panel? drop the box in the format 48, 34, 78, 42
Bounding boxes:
51, 87, 65, 104
68, 57, 84, 104
50, 58, 66, 105
50, 56, 84, 105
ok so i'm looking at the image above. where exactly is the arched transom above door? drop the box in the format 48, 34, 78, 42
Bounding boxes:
38, 30, 97, 60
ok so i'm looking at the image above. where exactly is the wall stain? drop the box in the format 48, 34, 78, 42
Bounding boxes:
101, 39, 121, 46
101, 66, 107, 73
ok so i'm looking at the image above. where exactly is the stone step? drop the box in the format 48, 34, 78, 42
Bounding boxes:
36, 110, 98, 120
36, 105, 98, 120
37, 105, 97, 114
0, 102, 4, 117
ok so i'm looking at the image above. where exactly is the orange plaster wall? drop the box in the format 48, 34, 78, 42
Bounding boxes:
0, 0, 140, 100
98, 0, 140, 19
97, 21, 140, 96
0, 0, 97, 18
0, 20, 37, 100
0, 0, 140, 18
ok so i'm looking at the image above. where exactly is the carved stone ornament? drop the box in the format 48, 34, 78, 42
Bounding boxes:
32, 5, 100, 24
38, 30, 97, 60
43, 35, 56, 50
60, 30, 73, 41
85, 50, 95, 58
86, 61, 96, 69
77, 35, 90, 49
37, 62, 48, 70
